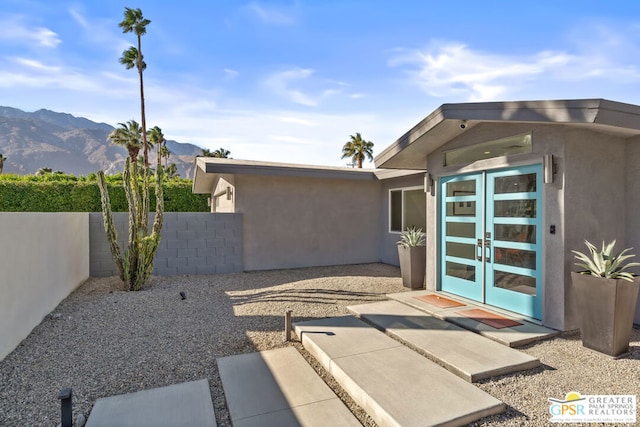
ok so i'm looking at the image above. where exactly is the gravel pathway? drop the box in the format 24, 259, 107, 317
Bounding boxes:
0, 263, 638, 426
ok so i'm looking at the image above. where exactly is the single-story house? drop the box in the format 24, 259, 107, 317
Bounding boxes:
193, 98, 640, 331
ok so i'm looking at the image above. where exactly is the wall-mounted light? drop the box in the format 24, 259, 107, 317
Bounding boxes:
544, 154, 556, 184
424, 173, 434, 193
226, 186, 233, 200
460, 120, 467, 129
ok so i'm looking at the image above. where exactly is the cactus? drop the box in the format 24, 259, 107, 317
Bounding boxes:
96, 157, 164, 291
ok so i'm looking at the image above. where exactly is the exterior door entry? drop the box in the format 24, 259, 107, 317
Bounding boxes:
440, 164, 542, 319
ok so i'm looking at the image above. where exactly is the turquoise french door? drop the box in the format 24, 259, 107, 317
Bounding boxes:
440, 165, 543, 319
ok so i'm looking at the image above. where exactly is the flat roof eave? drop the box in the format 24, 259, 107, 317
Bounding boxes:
375, 98, 640, 170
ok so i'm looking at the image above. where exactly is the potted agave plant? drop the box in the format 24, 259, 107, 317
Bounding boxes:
571, 240, 640, 357
398, 226, 426, 289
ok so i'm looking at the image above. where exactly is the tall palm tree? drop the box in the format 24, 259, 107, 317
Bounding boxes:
119, 7, 151, 167
108, 120, 143, 162
147, 126, 165, 167
341, 133, 374, 168
200, 148, 213, 157
0, 153, 6, 174
212, 148, 231, 158
159, 144, 171, 167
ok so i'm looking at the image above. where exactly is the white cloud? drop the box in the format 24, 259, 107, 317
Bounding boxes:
389, 26, 640, 103
279, 116, 316, 126
389, 42, 577, 101
66, 7, 130, 56
268, 135, 309, 144
0, 15, 60, 48
244, 2, 296, 25
10, 57, 61, 72
263, 67, 347, 106
264, 67, 318, 106
224, 68, 239, 79
69, 7, 89, 29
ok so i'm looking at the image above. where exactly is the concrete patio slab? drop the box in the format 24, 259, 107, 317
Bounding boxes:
217, 347, 360, 427
294, 316, 505, 427
348, 300, 540, 382
85, 379, 215, 427
388, 291, 558, 347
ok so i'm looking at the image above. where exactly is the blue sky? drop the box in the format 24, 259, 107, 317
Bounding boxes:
2, 1, 640, 167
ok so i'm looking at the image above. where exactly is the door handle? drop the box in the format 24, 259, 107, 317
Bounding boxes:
484, 239, 491, 263
477, 239, 483, 261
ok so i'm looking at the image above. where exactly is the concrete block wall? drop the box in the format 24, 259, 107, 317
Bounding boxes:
89, 212, 243, 277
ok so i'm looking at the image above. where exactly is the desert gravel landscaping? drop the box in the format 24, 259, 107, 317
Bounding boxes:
0, 262, 638, 426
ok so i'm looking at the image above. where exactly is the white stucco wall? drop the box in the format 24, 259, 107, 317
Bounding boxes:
0, 213, 89, 361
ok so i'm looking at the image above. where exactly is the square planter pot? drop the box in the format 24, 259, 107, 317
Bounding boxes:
571, 272, 640, 357
398, 245, 426, 289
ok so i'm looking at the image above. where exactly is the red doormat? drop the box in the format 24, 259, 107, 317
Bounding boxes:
414, 294, 465, 308
455, 308, 523, 329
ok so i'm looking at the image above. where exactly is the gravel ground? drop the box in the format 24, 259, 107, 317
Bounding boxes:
0, 263, 638, 426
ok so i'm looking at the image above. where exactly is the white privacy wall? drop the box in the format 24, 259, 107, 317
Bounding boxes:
0, 213, 89, 361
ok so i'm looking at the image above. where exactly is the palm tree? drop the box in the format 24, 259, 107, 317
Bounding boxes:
0, 153, 6, 174
341, 133, 374, 168
159, 144, 171, 167
119, 7, 151, 167
199, 148, 231, 158
212, 148, 231, 158
166, 163, 179, 179
147, 126, 165, 167
108, 120, 143, 162
36, 167, 52, 176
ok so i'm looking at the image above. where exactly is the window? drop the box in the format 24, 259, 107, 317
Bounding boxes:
443, 133, 532, 167
389, 187, 426, 232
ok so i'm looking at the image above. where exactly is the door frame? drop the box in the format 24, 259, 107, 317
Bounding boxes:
438, 163, 544, 319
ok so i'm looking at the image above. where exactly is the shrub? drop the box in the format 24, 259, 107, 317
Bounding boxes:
0, 174, 208, 212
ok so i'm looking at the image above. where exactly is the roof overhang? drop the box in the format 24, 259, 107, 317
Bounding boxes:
192, 158, 380, 194
375, 99, 640, 170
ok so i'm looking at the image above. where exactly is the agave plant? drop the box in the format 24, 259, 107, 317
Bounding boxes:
572, 240, 640, 282
398, 226, 425, 248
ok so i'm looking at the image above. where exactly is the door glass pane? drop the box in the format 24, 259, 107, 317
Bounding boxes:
446, 242, 476, 260
446, 180, 476, 197
446, 261, 475, 281
494, 271, 536, 295
494, 173, 536, 194
446, 222, 475, 238
390, 190, 402, 231
494, 224, 536, 243
404, 189, 426, 230
447, 201, 476, 217
494, 248, 536, 269
494, 200, 536, 217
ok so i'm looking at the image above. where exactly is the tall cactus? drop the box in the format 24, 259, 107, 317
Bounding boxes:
97, 158, 164, 291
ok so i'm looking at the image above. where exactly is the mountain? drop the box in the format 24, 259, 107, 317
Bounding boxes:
0, 107, 203, 178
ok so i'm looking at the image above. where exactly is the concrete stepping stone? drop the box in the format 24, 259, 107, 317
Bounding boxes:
86, 379, 216, 427
217, 347, 360, 427
388, 290, 558, 347
294, 316, 505, 427
348, 300, 540, 382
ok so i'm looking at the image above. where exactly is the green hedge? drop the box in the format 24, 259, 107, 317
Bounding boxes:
0, 173, 209, 212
